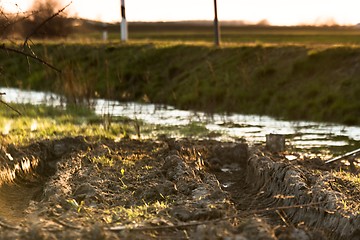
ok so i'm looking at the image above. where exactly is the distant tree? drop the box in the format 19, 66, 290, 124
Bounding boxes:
21, 0, 73, 39
0, 1, 71, 40
0, 6, 20, 38
256, 19, 270, 26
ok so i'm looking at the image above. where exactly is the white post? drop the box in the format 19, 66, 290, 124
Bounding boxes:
121, 0, 128, 41
102, 22, 108, 41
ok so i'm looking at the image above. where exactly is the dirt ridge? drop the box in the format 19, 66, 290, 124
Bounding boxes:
244, 148, 360, 239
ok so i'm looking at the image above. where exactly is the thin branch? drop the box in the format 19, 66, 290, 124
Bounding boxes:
0, 93, 21, 115
0, 9, 10, 21
22, 2, 72, 48
0, 44, 61, 72
325, 148, 360, 164
0, 99, 21, 115
0, 10, 40, 38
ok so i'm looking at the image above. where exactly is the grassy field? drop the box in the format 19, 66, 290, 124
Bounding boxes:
74, 21, 360, 45
1, 23, 360, 126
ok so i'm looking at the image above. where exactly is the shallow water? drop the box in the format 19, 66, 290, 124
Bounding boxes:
1, 87, 359, 153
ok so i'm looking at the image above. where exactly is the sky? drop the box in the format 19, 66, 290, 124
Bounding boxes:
2, 0, 360, 26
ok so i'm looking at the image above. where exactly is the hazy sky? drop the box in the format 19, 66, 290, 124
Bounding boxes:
3, 0, 360, 26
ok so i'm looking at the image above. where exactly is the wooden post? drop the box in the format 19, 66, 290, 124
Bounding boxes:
120, 0, 128, 41
213, 0, 220, 46
266, 134, 285, 152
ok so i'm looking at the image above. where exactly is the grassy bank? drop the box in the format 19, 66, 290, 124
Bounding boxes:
0, 102, 216, 145
1, 41, 360, 125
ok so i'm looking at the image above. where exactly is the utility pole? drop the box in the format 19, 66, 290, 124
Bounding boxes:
213, 0, 220, 46
120, 0, 128, 41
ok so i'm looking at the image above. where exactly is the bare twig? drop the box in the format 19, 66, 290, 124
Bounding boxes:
0, 44, 61, 72
0, 99, 21, 115
0, 3, 70, 75
22, 2, 72, 49
325, 148, 360, 164
0, 93, 21, 115
0, 10, 40, 38
0, 9, 10, 21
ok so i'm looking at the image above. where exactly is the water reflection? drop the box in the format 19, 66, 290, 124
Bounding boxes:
0, 87, 61, 106
1, 87, 359, 152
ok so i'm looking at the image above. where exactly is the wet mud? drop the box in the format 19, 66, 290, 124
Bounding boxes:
0, 136, 358, 239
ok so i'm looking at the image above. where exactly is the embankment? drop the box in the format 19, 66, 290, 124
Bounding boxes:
1, 42, 359, 125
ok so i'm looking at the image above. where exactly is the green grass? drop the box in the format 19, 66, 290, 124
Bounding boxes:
103, 201, 169, 224
0, 103, 134, 144
0, 103, 217, 145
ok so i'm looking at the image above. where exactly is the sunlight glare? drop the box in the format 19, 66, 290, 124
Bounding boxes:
2, 0, 360, 26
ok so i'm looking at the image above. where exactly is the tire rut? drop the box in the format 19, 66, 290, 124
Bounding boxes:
0, 137, 88, 224
212, 146, 360, 240
0, 137, 358, 239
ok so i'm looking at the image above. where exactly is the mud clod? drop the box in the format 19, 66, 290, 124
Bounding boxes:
72, 183, 97, 202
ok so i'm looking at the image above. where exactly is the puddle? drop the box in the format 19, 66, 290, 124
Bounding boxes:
1, 87, 359, 153
285, 155, 298, 161
221, 182, 235, 188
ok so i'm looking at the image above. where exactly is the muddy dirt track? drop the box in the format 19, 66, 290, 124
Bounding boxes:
0, 136, 359, 239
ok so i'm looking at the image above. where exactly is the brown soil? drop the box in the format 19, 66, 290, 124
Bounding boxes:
0, 136, 359, 239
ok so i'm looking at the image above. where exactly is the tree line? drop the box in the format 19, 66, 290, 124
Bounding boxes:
0, 0, 72, 39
